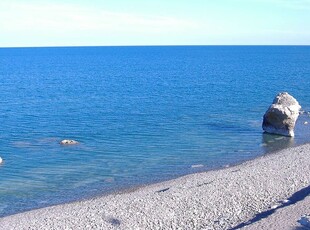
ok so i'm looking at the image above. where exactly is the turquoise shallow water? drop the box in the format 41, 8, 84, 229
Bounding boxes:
0, 46, 309, 217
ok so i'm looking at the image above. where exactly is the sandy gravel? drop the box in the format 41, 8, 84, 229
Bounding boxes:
0, 144, 310, 230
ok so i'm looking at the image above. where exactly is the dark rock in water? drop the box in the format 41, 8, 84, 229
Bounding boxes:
262, 92, 301, 137
60, 139, 79, 145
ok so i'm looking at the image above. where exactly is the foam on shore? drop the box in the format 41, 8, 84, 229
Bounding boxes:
0, 144, 310, 229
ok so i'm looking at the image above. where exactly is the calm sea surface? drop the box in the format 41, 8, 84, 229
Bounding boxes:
0, 46, 309, 217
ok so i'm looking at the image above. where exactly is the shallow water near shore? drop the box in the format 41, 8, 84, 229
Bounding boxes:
0, 46, 309, 217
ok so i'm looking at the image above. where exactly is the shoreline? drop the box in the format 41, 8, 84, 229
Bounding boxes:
0, 143, 309, 229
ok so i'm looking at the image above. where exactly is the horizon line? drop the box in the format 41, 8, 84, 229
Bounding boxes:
1, 44, 309, 49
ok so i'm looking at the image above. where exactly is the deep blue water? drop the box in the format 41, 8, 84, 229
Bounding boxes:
0, 46, 309, 217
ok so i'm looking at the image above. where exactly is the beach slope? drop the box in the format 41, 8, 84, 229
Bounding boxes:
1, 144, 310, 229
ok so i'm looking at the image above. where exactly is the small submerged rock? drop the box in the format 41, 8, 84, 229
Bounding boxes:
191, 164, 204, 168
104, 177, 115, 183
60, 139, 79, 145
262, 92, 301, 137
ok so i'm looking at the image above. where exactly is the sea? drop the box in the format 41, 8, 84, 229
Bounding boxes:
0, 46, 309, 217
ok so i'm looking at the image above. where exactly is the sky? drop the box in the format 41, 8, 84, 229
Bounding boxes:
0, 0, 309, 47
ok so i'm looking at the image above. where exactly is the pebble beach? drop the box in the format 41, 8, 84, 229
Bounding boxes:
0, 143, 309, 229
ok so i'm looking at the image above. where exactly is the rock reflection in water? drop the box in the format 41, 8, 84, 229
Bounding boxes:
262, 133, 294, 153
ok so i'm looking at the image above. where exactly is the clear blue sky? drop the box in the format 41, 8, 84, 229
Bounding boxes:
0, 0, 309, 47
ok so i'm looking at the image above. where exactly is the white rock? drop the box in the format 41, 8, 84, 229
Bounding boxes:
304, 121, 308, 125
282, 199, 290, 204
270, 205, 278, 209
262, 92, 301, 137
0, 157, 3, 164
60, 139, 79, 145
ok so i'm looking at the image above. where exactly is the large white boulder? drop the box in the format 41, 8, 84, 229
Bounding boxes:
262, 92, 301, 137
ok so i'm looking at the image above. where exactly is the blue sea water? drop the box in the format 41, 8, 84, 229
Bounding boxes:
0, 46, 309, 217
